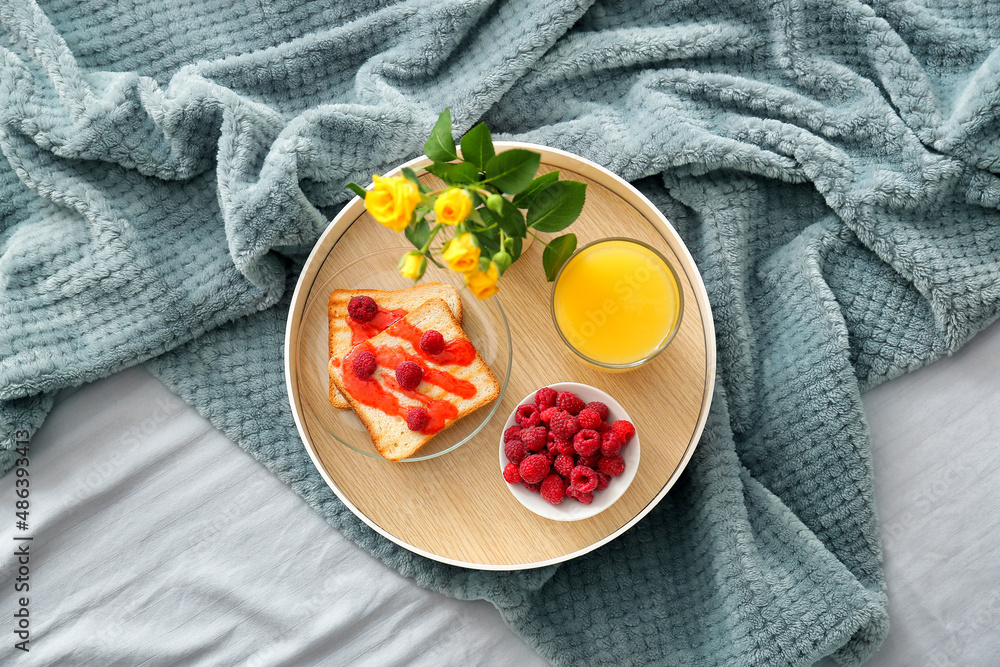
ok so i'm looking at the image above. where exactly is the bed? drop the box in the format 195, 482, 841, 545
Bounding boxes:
2, 319, 997, 665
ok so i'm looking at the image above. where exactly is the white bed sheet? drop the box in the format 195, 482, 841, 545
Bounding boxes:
2, 319, 999, 665
0, 369, 547, 666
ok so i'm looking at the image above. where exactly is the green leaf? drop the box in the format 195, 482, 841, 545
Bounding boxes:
345, 182, 368, 199
423, 108, 458, 162
498, 198, 526, 237
543, 233, 577, 281
424, 161, 479, 185
480, 198, 525, 238
527, 181, 587, 233
511, 171, 560, 208
460, 122, 495, 171
405, 217, 431, 249
484, 149, 541, 194
401, 167, 429, 194
466, 208, 484, 228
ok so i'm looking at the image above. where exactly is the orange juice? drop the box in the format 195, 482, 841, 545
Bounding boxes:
552, 239, 681, 366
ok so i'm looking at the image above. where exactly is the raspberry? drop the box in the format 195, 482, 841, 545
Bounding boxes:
347, 295, 378, 322
554, 438, 575, 457
612, 420, 636, 444
419, 329, 445, 354
523, 481, 542, 493
351, 350, 377, 379
573, 429, 601, 457
549, 410, 580, 439
570, 466, 598, 493
556, 391, 586, 415
597, 421, 612, 434
543, 449, 555, 462
503, 425, 522, 444
598, 454, 625, 477
564, 486, 593, 504
547, 438, 561, 456
596, 471, 611, 491
585, 401, 609, 421
504, 438, 527, 465
540, 475, 566, 505
503, 461, 521, 484
405, 407, 429, 432
521, 426, 547, 452
515, 404, 541, 428
600, 431, 623, 457
395, 361, 423, 389
577, 453, 601, 469
577, 408, 602, 430
553, 453, 575, 478
519, 454, 550, 485
534, 387, 558, 410
539, 407, 560, 424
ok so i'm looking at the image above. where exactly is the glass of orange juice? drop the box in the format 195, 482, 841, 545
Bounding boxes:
551, 238, 683, 369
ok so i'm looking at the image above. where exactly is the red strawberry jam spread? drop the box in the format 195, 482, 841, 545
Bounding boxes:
386, 318, 475, 366
347, 306, 407, 345
383, 374, 458, 433
340, 312, 478, 434
331, 306, 407, 368
376, 346, 476, 398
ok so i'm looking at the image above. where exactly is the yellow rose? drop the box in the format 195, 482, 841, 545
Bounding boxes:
365, 174, 421, 232
465, 262, 500, 300
433, 188, 472, 226
398, 251, 427, 280
442, 233, 480, 273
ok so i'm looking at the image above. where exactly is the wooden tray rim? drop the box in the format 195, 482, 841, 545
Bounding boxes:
284, 142, 717, 569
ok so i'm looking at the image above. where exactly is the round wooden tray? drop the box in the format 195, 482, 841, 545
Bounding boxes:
285, 143, 716, 570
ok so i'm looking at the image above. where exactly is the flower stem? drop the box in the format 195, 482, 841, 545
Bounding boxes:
420, 223, 444, 254
528, 229, 552, 248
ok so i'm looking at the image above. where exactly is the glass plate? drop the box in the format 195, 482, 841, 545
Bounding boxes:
296, 247, 512, 461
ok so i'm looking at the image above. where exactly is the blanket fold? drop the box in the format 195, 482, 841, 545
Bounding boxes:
3, 0, 999, 664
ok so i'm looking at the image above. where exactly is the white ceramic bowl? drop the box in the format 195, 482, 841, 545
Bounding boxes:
499, 382, 640, 521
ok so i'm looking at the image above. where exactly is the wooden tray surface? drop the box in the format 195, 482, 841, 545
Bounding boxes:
285, 144, 716, 569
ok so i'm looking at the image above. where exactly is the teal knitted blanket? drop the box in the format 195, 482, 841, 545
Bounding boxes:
4, 1, 1000, 664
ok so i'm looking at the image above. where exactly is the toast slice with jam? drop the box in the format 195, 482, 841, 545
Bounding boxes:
328, 283, 462, 408
330, 297, 499, 461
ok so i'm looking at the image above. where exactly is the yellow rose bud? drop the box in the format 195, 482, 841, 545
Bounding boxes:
441, 233, 480, 273
464, 262, 500, 300
398, 251, 427, 280
433, 188, 473, 226
365, 174, 421, 232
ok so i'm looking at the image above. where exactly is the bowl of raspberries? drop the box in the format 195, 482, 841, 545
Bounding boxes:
499, 382, 639, 521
